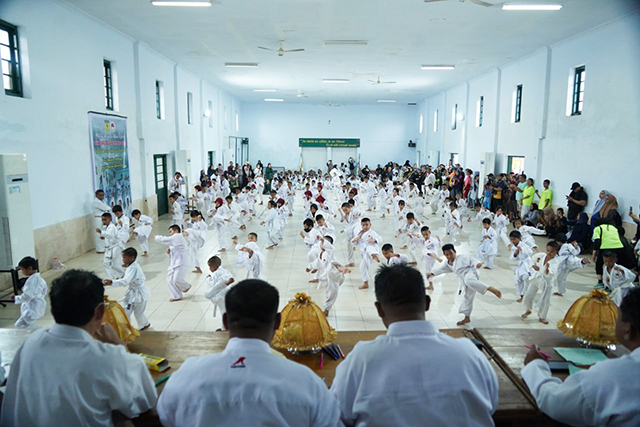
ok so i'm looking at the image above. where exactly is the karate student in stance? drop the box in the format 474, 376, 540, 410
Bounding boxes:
340, 202, 360, 267
91, 189, 111, 253
203, 256, 235, 322
428, 244, 502, 325
260, 200, 281, 249
317, 236, 350, 317
112, 205, 131, 245
1, 270, 157, 426
155, 225, 192, 302
418, 226, 443, 290
96, 212, 125, 279
156, 279, 342, 426
169, 193, 184, 226
130, 209, 153, 256
381, 243, 408, 266
351, 217, 382, 289
510, 230, 533, 303
602, 251, 638, 305
233, 232, 265, 279
476, 218, 498, 269
446, 201, 462, 244
103, 247, 151, 331
12, 256, 47, 328
210, 197, 231, 252
403, 212, 421, 265
301, 218, 323, 282
554, 233, 590, 296
522, 241, 559, 325
183, 210, 208, 273
331, 264, 498, 427
521, 287, 640, 426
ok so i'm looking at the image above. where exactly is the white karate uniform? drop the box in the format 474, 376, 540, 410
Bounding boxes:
157, 338, 342, 427
516, 225, 545, 250
556, 243, 585, 294
91, 197, 111, 252
432, 254, 489, 317
404, 221, 421, 262
154, 234, 192, 300
1, 324, 157, 427
342, 211, 360, 265
203, 266, 234, 317
446, 208, 462, 243
184, 219, 208, 269
331, 320, 498, 427
235, 241, 265, 279
171, 200, 184, 226
493, 213, 511, 249
426, 188, 439, 214
521, 348, 640, 426
476, 226, 498, 269
115, 214, 131, 245
422, 236, 442, 284
523, 253, 556, 319
14, 273, 47, 328
110, 261, 151, 328
603, 263, 637, 305
168, 176, 184, 194
511, 242, 533, 297
317, 242, 345, 313
210, 204, 231, 250
352, 228, 382, 283
317, 220, 336, 242
133, 214, 153, 253
100, 222, 125, 279
277, 205, 289, 239
385, 254, 408, 266
264, 208, 282, 246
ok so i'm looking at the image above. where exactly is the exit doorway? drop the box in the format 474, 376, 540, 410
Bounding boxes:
507, 156, 525, 175
449, 153, 459, 167
208, 151, 216, 168
154, 154, 169, 216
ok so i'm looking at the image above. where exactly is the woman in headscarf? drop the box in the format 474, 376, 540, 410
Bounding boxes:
568, 212, 592, 253
593, 194, 622, 229
589, 190, 609, 229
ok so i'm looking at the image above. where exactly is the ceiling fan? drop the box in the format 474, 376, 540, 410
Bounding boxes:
258, 40, 305, 57
424, 0, 496, 7
368, 76, 396, 85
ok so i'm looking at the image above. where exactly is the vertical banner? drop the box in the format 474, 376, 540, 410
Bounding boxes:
88, 112, 132, 215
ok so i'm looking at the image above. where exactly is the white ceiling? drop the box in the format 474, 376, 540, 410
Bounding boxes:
61, 0, 638, 105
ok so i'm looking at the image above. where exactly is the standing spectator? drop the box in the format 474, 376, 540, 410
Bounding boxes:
593, 195, 622, 229
536, 179, 553, 210
589, 190, 610, 229
593, 223, 627, 285
264, 163, 274, 193
568, 212, 592, 253
521, 178, 536, 219
514, 174, 527, 215
491, 174, 506, 213
567, 182, 588, 221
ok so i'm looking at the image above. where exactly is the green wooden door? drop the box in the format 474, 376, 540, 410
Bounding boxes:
154, 154, 169, 216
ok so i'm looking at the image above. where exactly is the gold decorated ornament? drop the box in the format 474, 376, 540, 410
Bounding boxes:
102, 295, 140, 343
557, 290, 619, 347
272, 293, 337, 353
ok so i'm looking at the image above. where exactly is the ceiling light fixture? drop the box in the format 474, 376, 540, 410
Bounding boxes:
322, 79, 350, 83
502, 4, 563, 10
421, 65, 455, 70
225, 62, 258, 68
323, 40, 369, 46
377, 100, 396, 103
264, 98, 284, 102
151, 1, 212, 6
253, 89, 276, 92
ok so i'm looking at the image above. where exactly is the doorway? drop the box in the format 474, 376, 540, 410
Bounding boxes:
301, 147, 328, 172
449, 153, 459, 167
208, 151, 216, 168
154, 154, 169, 216
507, 156, 525, 175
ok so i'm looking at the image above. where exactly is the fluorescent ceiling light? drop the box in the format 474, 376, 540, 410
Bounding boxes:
323, 79, 350, 83
253, 89, 276, 92
151, 1, 212, 6
324, 40, 368, 46
225, 62, 258, 68
377, 100, 396, 103
421, 65, 455, 70
502, 4, 563, 10
264, 98, 284, 102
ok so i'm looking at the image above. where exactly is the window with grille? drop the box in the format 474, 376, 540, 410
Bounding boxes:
0, 20, 22, 97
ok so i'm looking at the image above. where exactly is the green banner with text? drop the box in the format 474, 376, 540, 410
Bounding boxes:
299, 138, 360, 147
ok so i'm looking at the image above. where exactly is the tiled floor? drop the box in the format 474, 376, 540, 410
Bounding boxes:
0, 195, 597, 333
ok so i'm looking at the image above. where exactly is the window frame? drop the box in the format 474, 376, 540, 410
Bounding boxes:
477, 96, 484, 128
187, 91, 194, 125
451, 104, 458, 130
104, 60, 114, 111
433, 109, 439, 133
0, 19, 23, 97
155, 80, 162, 119
571, 66, 585, 116
514, 85, 522, 123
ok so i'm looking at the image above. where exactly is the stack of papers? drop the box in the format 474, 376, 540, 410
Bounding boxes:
554, 347, 608, 366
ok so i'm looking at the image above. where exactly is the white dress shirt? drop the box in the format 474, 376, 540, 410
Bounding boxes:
1, 324, 156, 426
521, 347, 640, 426
156, 338, 342, 427
331, 320, 498, 427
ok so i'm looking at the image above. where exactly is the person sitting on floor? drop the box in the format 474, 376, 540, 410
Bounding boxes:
521, 287, 640, 426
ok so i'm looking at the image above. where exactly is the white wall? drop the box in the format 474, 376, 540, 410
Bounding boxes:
242, 103, 417, 170
423, 11, 640, 215
0, 0, 241, 229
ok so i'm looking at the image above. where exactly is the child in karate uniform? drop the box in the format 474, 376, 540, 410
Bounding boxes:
183, 210, 208, 273
103, 247, 151, 331
340, 202, 361, 268
509, 230, 533, 303
276, 198, 289, 240
455, 193, 469, 219
169, 194, 184, 227
317, 236, 350, 317
130, 209, 153, 257
301, 219, 323, 283
428, 244, 502, 325
476, 218, 498, 269
316, 214, 336, 241
512, 218, 545, 251
602, 251, 638, 305
492, 207, 511, 250
554, 233, 590, 296
13, 257, 47, 328
351, 217, 382, 289
446, 202, 462, 244
209, 197, 231, 252
233, 233, 265, 279
413, 192, 426, 220
426, 184, 439, 215
96, 213, 125, 279
417, 226, 442, 290
522, 241, 558, 325
155, 225, 192, 302
203, 256, 235, 324
260, 200, 281, 249
381, 243, 408, 266
403, 213, 421, 265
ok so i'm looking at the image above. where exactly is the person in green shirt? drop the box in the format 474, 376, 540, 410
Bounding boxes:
536, 179, 553, 210
592, 223, 625, 285
520, 178, 536, 218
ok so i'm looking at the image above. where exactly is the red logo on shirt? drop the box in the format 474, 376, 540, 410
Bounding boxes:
231, 357, 246, 368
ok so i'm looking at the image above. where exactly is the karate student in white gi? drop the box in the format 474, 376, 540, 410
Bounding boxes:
340, 202, 360, 268
1, 270, 157, 426
522, 287, 640, 426
130, 209, 153, 256
233, 233, 266, 279
381, 243, 408, 266
168, 171, 185, 194
602, 251, 638, 305
522, 241, 558, 325
301, 218, 324, 282
418, 226, 443, 290
351, 217, 383, 289
446, 201, 462, 244
112, 205, 131, 246
331, 264, 499, 427
203, 256, 235, 324
554, 233, 590, 296
209, 197, 231, 252
509, 230, 534, 303
476, 218, 498, 269
103, 247, 151, 331
183, 210, 208, 273
491, 207, 511, 249
260, 200, 281, 249
512, 217, 545, 251
96, 212, 125, 279
157, 279, 342, 426
91, 189, 111, 253
12, 256, 47, 328
155, 225, 192, 301
403, 212, 421, 264
428, 244, 502, 325
317, 236, 350, 317
169, 193, 184, 227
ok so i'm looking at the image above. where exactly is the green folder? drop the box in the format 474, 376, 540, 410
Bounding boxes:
554, 347, 607, 366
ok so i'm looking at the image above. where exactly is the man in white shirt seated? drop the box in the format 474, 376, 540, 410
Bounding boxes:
156, 279, 342, 427
0, 269, 157, 426
331, 264, 498, 427
522, 287, 640, 426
